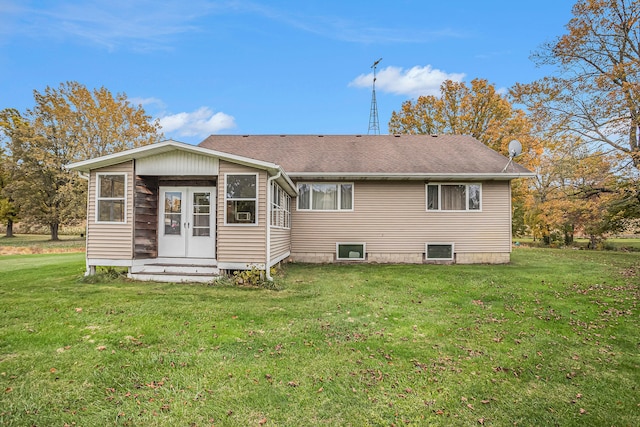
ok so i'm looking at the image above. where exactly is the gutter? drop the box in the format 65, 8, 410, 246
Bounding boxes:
265, 171, 282, 281
287, 172, 536, 181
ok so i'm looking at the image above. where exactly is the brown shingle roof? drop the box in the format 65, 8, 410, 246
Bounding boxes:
198, 134, 532, 177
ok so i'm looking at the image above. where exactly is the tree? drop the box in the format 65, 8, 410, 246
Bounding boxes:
511, 0, 640, 170
524, 134, 625, 247
0, 147, 18, 237
1, 82, 164, 240
389, 78, 542, 169
0, 109, 24, 237
31, 81, 163, 161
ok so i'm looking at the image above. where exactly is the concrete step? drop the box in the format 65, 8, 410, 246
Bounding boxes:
131, 264, 219, 275
128, 272, 221, 283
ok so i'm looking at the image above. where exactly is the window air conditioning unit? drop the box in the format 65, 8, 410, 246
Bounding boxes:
235, 211, 251, 221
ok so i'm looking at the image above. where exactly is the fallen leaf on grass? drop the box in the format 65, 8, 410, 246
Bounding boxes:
258, 417, 267, 425
5, 387, 12, 393
75, 308, 83, 313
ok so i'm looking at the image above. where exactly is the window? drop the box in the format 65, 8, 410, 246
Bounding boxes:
426, 243, 454, 261
426, 183, 481, 211
336, 243, 366, 261
226, 173, 257, 225
297, 183, 353, 211
270, 183, 291, 229
96, 174, 126, 223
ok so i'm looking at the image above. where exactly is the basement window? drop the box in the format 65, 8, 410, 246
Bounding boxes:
336, 243, 366, 261
425, 243, 454, 261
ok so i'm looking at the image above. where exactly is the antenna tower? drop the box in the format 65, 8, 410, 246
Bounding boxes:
368, 58, 382, 135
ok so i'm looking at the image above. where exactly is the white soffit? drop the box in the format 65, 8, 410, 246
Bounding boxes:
136, 150, 219, 176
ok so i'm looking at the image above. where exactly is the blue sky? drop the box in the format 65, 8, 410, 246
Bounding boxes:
0, 0, 574, 145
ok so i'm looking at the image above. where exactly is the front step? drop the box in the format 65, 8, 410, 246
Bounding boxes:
129, 262, 221, 283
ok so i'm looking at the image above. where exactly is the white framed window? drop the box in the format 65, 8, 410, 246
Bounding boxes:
426, 183, 481, 211
225, 173, 258, 225
96, 173, 126, 223
425, 243, 454, 261
336, 242, 366, 261
270, 182, 291, 229
297, 182, 353, 211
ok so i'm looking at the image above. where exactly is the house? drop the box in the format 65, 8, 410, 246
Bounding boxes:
67, 134, 533, 282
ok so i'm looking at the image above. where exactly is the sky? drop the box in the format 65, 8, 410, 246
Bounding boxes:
0, 0, 575, 145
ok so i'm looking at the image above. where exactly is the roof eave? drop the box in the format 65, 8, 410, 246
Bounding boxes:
287, 172, 536, 181
66, 139, 298, 195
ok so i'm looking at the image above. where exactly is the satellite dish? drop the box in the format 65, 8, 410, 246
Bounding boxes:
502, 140, 523, 173
508, 140, 522, 158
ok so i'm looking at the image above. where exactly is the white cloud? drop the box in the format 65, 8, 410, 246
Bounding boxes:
128, 97, 166, 109
158, 107, 236, 137
349, 65, 465, 98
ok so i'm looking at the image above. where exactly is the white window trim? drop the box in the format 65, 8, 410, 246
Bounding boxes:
426, 183, 482, 212
425, 242, 455, 261
336, 242, 366, 261
224, 172, 259, 226
95, 173, 127, 224
297, 182, 354, 212
270, 182, 291, 229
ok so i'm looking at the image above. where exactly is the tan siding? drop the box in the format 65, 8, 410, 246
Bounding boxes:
270, 227, 291, 263
291, 181, 511, 261
136, 151, 219, 175
216, 161, 267, 264
87, 161, 134, 260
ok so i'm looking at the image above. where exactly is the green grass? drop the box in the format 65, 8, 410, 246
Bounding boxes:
0, 234, 85, 253
1, 249, 639, 426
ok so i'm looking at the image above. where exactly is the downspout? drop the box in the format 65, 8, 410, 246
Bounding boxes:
265, 170, 281, 281
77, 171, 92, 275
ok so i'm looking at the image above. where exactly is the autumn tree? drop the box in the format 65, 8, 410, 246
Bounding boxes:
389, 78, 542, 168
0, 147, 18, 237
524, 134, 626, 246
1, 82, 163, 240
512, 0, 640, 170
0, 109, 25, 237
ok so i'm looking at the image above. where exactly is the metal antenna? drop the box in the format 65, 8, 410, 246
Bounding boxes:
368, 58, 382, 135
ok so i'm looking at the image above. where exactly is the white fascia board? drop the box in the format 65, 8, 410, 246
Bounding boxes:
287, 172, 536, 181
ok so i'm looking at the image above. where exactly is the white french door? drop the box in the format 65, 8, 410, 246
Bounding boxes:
158, 187, 216, 258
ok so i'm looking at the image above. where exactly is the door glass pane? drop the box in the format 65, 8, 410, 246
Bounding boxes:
192, 192, 211, 237
164, 192, 182, 235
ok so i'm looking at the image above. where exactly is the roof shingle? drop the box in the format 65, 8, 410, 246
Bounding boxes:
198, 134, 531, 176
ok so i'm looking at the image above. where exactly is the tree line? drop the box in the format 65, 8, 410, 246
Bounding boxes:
1, 0, 639, 246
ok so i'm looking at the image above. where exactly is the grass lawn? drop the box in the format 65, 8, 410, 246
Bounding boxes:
0, 234, 85, 255
0, 249, 639, 426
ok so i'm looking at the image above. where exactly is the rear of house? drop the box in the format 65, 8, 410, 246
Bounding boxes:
69, 134, 533, 282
